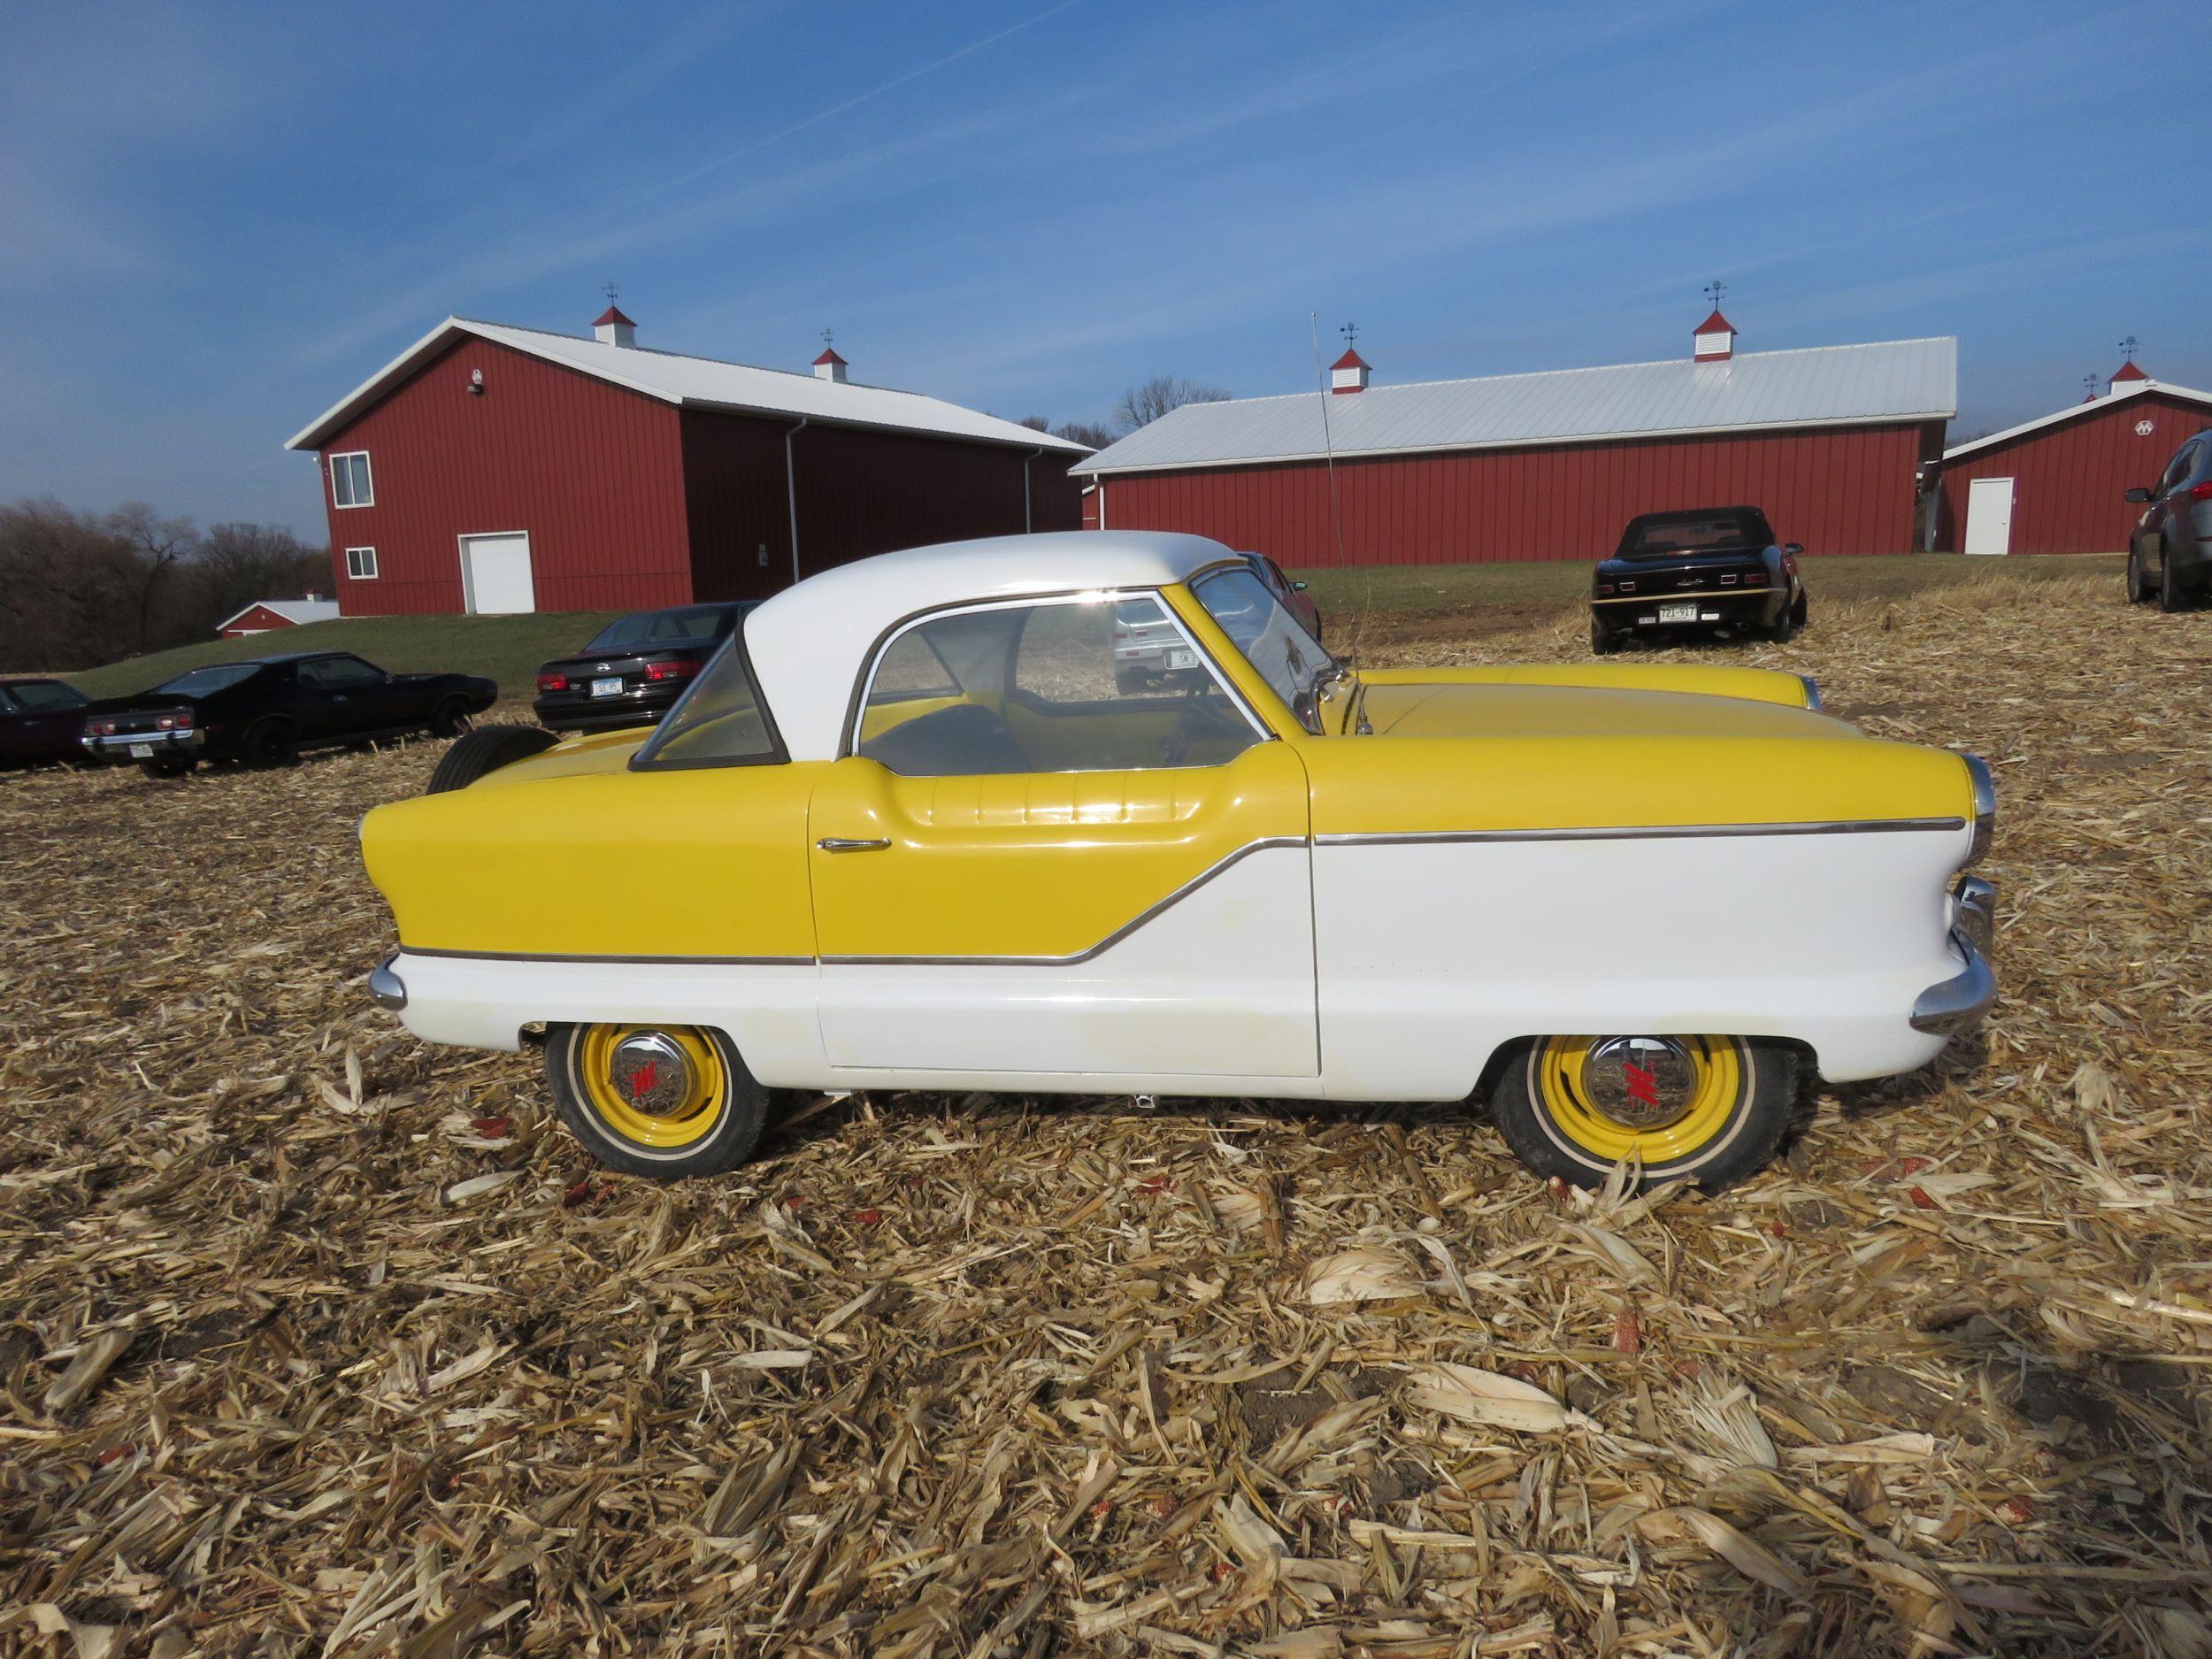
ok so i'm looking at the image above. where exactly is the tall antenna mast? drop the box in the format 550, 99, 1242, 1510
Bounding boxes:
1311, 313, 1347, 568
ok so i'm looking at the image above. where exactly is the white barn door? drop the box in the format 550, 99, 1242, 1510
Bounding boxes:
1962, 479, 2014, 557
459, 532, 536, 612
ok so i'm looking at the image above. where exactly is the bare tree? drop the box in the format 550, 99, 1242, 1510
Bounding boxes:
1054, 420, 1118, 450
108, 502, 199, 652
1113, 375, 1230, 434
195, 522, 327, 625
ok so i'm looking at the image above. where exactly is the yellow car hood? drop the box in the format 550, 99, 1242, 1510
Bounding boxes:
1360, 681, 1847, 742
472, 726, 650, 787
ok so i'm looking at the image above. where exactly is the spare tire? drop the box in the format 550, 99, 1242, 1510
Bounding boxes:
426, 724, 559, 795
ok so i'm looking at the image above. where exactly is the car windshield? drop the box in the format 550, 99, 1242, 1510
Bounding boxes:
7, 680, 84, 712
1618, 511, 1776, 557
582, 605, 735, 652
151, 664, 260, 696
631, 622, 780, 768
1190, 565, 1335, 731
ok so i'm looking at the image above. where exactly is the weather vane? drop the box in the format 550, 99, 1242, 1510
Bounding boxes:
602, 280, 619, 304
822, 326, 834, 349
1705, 279, 1726, 309
2119, 334, 2138, 361
2084, 373, 2101, 397
1340, 322, 1359, 348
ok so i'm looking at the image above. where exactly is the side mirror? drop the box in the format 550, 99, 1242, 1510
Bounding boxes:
1292, 580, 1310, 592
1783, 543, 1804, 557
2124, 487, 2154, 503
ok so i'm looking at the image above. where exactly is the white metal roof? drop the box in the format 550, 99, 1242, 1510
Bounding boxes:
1939, 378, 2212, 463
745, 531, 1235, 760
1071, 337, 1957, 475
214, 597, 342, 630
285, 318, 1090, 456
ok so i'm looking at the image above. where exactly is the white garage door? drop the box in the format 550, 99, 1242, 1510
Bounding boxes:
459, 533, 536, 613
1962, 478, 2014, 557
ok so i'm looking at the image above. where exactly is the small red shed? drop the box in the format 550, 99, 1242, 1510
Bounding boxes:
285, 312, 1088, 617
1072, 313, 1955, 564
215, 596, 341, 637
1931, 362, 2212, 555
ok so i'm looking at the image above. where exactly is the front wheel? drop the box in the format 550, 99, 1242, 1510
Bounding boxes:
1489, 1034, 1798, 1191
2126, 547, 2151, 603
545, 1023, 767, 1179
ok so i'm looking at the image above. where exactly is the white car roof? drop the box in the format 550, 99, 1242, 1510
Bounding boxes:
746, 531, 1237, 760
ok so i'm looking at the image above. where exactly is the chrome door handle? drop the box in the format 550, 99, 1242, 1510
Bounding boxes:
817, 837, 891, 853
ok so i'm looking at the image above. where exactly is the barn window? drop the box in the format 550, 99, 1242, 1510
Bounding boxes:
330, 451, 374, 508
345, 546, 379, 580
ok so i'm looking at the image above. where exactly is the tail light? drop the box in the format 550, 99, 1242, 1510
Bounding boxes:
1740, 571, 1766, 586
537, 672, 569, 693
92, 718, 117, 735
1617, 580, 1636, 593
2190, 482, 2212, 502
155, 712, 192, 731
645, 658, 700, 683
1719, 573, 1738, 585
1595, 582, 1614, 595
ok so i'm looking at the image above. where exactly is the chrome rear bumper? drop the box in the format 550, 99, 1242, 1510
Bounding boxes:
1910, 877, 1996, 1035
369, 953, 408, 1011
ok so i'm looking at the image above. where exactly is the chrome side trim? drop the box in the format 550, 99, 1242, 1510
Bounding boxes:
820, 836, 1310, 966
1799, 675, 1823, 711
1313, 817, 1965, 848
398, 945, 815, 966
368, 954, 409, 1010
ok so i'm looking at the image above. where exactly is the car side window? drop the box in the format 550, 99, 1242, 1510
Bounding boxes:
854, 595, 1260, 778
2159, 442, 2199, 495
301, 657, 383, 689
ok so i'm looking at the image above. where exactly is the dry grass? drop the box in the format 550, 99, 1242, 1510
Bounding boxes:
4, 569, 2209, 1658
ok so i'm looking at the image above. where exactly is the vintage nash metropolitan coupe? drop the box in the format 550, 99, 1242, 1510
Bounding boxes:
361, 532, 1996, 1191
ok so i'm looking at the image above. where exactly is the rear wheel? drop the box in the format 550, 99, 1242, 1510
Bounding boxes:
2159, 541, 2194, 613
1789, 590, 1808, 630
430, 695, 473, 738
242, 718, 299, 769
1490, 1034, 1797, 1191
139, 756, 195, 780
1590, 617, 1621, 656
426, 723, 558, 794
545, 1023, 767, 1179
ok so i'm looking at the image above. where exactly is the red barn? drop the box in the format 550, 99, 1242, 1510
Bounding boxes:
1930, 362, 2212, 555
285, 311, 1087, 616
1071, 314, 1955, 563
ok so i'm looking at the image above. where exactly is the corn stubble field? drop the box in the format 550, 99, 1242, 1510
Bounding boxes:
3, 567, 2208, 1659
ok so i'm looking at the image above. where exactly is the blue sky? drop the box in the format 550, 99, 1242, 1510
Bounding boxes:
4, 0, 2208, 538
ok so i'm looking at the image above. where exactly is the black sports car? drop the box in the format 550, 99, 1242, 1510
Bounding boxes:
1591, 508, 1808, 655
533, 602, 758, 733
81, 651, 496, 778
0, 677, 92, 769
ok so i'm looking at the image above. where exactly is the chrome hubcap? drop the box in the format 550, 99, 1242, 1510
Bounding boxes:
607, 1032, 695, 1117
1581, 1036, 1697, 1130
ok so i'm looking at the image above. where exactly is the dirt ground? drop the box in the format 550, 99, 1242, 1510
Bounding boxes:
4, 567, 2208, 1658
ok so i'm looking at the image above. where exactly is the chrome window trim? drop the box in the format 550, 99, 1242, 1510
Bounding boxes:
1313, 817, 1966, 847
842, 588, 1271, 764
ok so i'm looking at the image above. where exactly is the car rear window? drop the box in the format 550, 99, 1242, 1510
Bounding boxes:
7, 680, 85, 712
584, 606, 734, 652
1618, 511, 1776, 557
629, 625, 784, 769
152, 664, 261, 696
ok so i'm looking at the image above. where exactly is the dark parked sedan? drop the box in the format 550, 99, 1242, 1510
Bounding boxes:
2124, 426, 2212, 612
0, 677, 92, 768
81, 651, 496, 777
533, 602, 757, 732
1591, 507, 1807, 655
1241, 552, 1324, 642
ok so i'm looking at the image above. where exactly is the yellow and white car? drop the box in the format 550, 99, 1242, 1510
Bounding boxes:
361, 533, 1995, 1191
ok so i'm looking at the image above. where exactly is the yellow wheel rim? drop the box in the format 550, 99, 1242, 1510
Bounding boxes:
1532, 1034, 1745, 1166
574, 1025, 727, 1149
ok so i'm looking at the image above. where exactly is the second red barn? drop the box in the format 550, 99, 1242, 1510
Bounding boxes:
1073, 312, 1956, 563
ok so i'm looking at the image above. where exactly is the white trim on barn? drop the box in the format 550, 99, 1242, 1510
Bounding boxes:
345, 546, 379, 580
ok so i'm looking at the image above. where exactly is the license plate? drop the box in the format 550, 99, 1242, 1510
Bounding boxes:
1658, 603, 1700, 623
129, 743, 153, 758
1167, 649, 1198, 669
590, 677, 624, 698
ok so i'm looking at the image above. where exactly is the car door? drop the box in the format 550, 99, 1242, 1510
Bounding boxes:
2142, 439, 2200, 575
807, 590, 1317, 1080
298, 655, 400, 735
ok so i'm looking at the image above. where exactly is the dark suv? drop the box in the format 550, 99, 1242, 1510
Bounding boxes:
533, 603, 757, 732
2126, 428, 2212, 612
